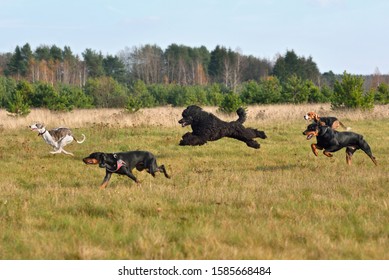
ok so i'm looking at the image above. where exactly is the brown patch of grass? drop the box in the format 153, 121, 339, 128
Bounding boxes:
1, 104, 388, 130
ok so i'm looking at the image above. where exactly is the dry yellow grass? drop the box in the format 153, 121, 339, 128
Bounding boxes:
1, 104, 388, 130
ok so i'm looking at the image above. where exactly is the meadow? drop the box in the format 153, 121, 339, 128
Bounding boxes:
0, 104, 388, 260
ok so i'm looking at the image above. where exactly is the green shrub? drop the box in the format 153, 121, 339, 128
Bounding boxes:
6, 80, 32, 116
374, 83, 389, 104
125, 95, 142, 113
84, 77, 128, 108
332, 71, 374, 110
219, 92, 242, 113
0, 76, 16, 107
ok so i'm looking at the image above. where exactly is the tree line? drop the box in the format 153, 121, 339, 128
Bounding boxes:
0, 43, 276, 86
0, 43, 388, 116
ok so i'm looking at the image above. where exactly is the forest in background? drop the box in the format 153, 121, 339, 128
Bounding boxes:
0, 43, 388, 115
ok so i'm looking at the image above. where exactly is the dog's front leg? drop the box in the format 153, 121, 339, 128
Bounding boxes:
310, 144, 322, 156
180, 132, 207, 146
126, 171, 140, 184
99, 172, 112, 189
323, 145, 342, 157
323, 151, 333, 157
119, 168, 140, 184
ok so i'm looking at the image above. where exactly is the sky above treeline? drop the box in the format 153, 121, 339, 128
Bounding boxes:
1, 0, 388, 75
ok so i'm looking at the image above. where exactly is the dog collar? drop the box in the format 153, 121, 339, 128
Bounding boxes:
319, 126, 329, 136
38, 129, 47, 136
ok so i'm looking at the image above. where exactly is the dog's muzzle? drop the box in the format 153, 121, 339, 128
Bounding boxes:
178, 119, 189, 127
303, 130, 317, 140
83, 157, 99, 164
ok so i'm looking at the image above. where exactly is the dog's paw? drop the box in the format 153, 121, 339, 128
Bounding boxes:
323, 151, 333, 157
246, 140, 260, 149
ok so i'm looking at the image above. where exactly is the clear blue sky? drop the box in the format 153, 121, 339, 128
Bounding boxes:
1, 0, 388, 75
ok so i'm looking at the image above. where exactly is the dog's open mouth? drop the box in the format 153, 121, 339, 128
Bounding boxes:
83, 158, 99, 164
303, 131, 316, 140
178, 120, 189, 127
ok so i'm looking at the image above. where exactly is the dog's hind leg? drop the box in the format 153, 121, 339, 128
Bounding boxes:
242, 128, 267, 139
54, 135, 74, 156
50, 147, 72, 155
254, 129, 267, 139
358, 138, 378, 166
157, 164, 171, 178
229, 135, 260, 149
146, 158, 171, 179
230, 131, 261, 149
60, 149, 74, 156
50, 149, 61, 154
59, 135, 74, 147
346, 147, 357, 165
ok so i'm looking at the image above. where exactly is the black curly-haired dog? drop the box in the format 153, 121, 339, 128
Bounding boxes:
178, 105, 267, 149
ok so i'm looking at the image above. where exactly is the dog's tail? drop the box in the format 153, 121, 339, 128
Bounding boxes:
339, 121, 351, 131
236, 107, 247, 123
75, 134, 86, 144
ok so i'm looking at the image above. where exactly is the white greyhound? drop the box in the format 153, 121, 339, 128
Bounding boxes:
29, 123, 86, 156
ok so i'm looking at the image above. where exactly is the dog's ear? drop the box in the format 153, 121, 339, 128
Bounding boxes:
98, 153, 106, 168
313, 114, 320, 122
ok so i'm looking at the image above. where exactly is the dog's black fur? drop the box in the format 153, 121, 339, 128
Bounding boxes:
83, 151, 170, 189
303, 123, 377, 165
178, 105, 267, 149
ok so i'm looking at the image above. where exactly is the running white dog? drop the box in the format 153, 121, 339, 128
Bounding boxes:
29, 123, 86, 156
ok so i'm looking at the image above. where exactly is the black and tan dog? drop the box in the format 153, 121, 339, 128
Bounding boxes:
304, 111, 350, 130
83, 151, 170, 189
303, 123, 377, 165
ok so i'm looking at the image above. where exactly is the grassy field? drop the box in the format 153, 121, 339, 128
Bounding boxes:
0, 105, 388, 260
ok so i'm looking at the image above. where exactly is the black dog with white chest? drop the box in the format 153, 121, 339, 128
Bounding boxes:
83, 151, 170, 189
